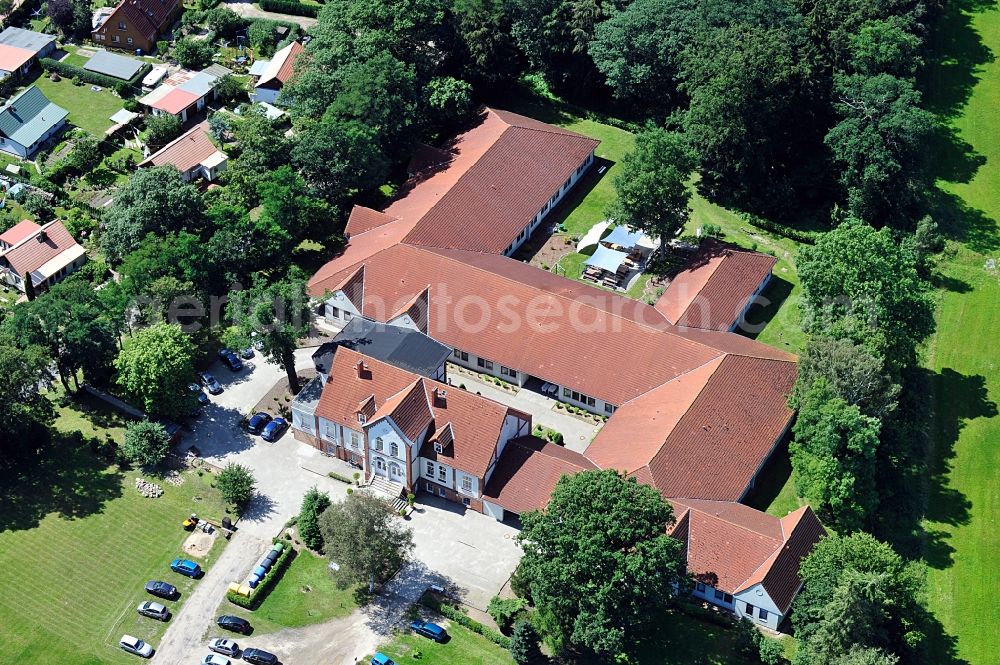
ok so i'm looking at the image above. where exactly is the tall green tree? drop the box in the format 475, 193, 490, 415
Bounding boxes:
589, 0, 695, 111
825, 73, 934, 224
798, 218, 934, 373
217, 463, 257, 509
791, 379, 881, 532
509, 619, 544, 665
114, 323, 197, 418
102, 167, 203, 264
607, 128, 694, 255
516, 470, 687, 657
292, 118, 388, 204
318, 492, 414, 593
226, 275, 313, 393
793, 532, 923, 663
450, 0, 524, 88
0, 342, 53, 462
792, 335, 900, 418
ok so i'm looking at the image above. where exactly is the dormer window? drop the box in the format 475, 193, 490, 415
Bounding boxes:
433, 442, 443, 454
118, 21, 126, 30
357, 413, 366, 424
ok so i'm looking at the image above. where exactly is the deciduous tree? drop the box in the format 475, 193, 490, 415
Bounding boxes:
792, 335, 900, 418
607, 128, 694, 256
318, 492, 414, 593
291, 117, 388, 203
516, 469, 687, 656
114, 323, 197, 418
790, 379, 881, 532
121, 420, 170, 468
217, 463, 256, 508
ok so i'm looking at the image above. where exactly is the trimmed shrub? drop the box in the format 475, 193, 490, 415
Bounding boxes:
487, 596, 527, 633
258, 0, 319, 16
225, 542, 295, 609
328, 471, 353, 484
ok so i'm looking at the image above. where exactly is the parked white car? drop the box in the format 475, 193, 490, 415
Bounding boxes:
119, 635, 154, 658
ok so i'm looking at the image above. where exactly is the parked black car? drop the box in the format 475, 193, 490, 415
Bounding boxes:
144, 580, 178, 600
242, 647, 279, 664
217, 615, 252, 634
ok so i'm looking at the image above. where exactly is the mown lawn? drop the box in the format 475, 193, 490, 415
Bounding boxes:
216, 549, 358, 634
0, 443, 228, 664
918, 3, 1000, 663
636, 610, 762, 665
30, 75, 125, 137
372, 618, 515, 665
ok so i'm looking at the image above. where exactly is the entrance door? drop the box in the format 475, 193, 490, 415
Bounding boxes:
389, 462, 403, 483
374, 456, 386, 477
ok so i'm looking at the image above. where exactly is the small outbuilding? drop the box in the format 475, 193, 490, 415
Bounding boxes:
84, 49, 145, 81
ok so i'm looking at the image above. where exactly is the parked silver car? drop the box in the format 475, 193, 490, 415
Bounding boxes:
119, 635, 154, 658
136, 601, 169, 621
208, 638, 239, 657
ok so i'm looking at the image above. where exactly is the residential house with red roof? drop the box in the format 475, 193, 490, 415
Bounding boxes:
91, 0, 182, 54
0, 220, 86, 294
138, 65, 232, 122
138, 120, 227, 181
249, 41, 304, 105
669, 499, 826, 630
297, 346, 532, 511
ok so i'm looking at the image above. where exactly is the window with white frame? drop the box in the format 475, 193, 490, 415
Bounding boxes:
745, 603, 755, 617
425, 461, 435, 476
758, 609, 768, 621
357, 412, 366, 424
322, 421, 338, 442
374, 437, 383, 451
437, 465, 446, 482
460, 476, 472, 493
350, 432, 361, 449
390, 442, 399, 457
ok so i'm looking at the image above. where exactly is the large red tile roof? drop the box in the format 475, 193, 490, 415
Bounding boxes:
670, 500, 825, 613
256, 40, 304, 89
317, 346, 519, 477
482, 436, 597, 515
107, 0, 178, 38
655, 240, 777, 331
587, 354, 797, 501
0, 220, 80, 277
344, 205, 399, 237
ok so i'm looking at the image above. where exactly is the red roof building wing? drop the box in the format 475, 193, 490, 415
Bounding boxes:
152, 88, 200, 115
139, 121, 219, 172
747, 507, 827, 612
400, 110, 598, 253
0, 220, 79, 276
656, 241, 777, 331
589, 355, 797, 502
0, 219, 40, 247
482, 436, 597, 515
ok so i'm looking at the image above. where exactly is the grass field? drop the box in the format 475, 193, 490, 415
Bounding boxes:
918, 2, 1000, 663
372, 619, 515, 665
216, 550, 358, 634
0, 442, 228, 664
30, 75, 125, 138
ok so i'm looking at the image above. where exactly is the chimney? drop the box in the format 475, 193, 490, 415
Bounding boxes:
37, 230, 47, 243
355, 360, 370, 378
433, 387, 447, 406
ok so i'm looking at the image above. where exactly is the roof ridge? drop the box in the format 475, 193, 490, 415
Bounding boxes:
614, 354, 725, 408
685, 502, 783, 545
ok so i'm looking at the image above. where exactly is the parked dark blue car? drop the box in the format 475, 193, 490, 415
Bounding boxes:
247, 412, 273, 435
260, 417, 288, 442
144, 580, 177, 600
218, 349, 243, 371
170, 558, 201, 578
410, 620, 447, 642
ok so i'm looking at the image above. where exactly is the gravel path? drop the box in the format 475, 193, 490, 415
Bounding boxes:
151, 530, 271, 663
223, 0, 318, 29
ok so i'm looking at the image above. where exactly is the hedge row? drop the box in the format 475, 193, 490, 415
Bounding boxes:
39, 58, 152, 93
742, 212, 819, 245
225, 542, 295, 609
421, 594, 512, 649
258, 0, 320, 17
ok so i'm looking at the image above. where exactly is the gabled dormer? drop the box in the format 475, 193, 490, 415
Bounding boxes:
389, 286, 430, 334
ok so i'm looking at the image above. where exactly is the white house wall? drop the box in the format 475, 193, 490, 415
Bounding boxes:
324, 290, 362, 324
734, 584, 783, 630
291, 406, 315, 435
